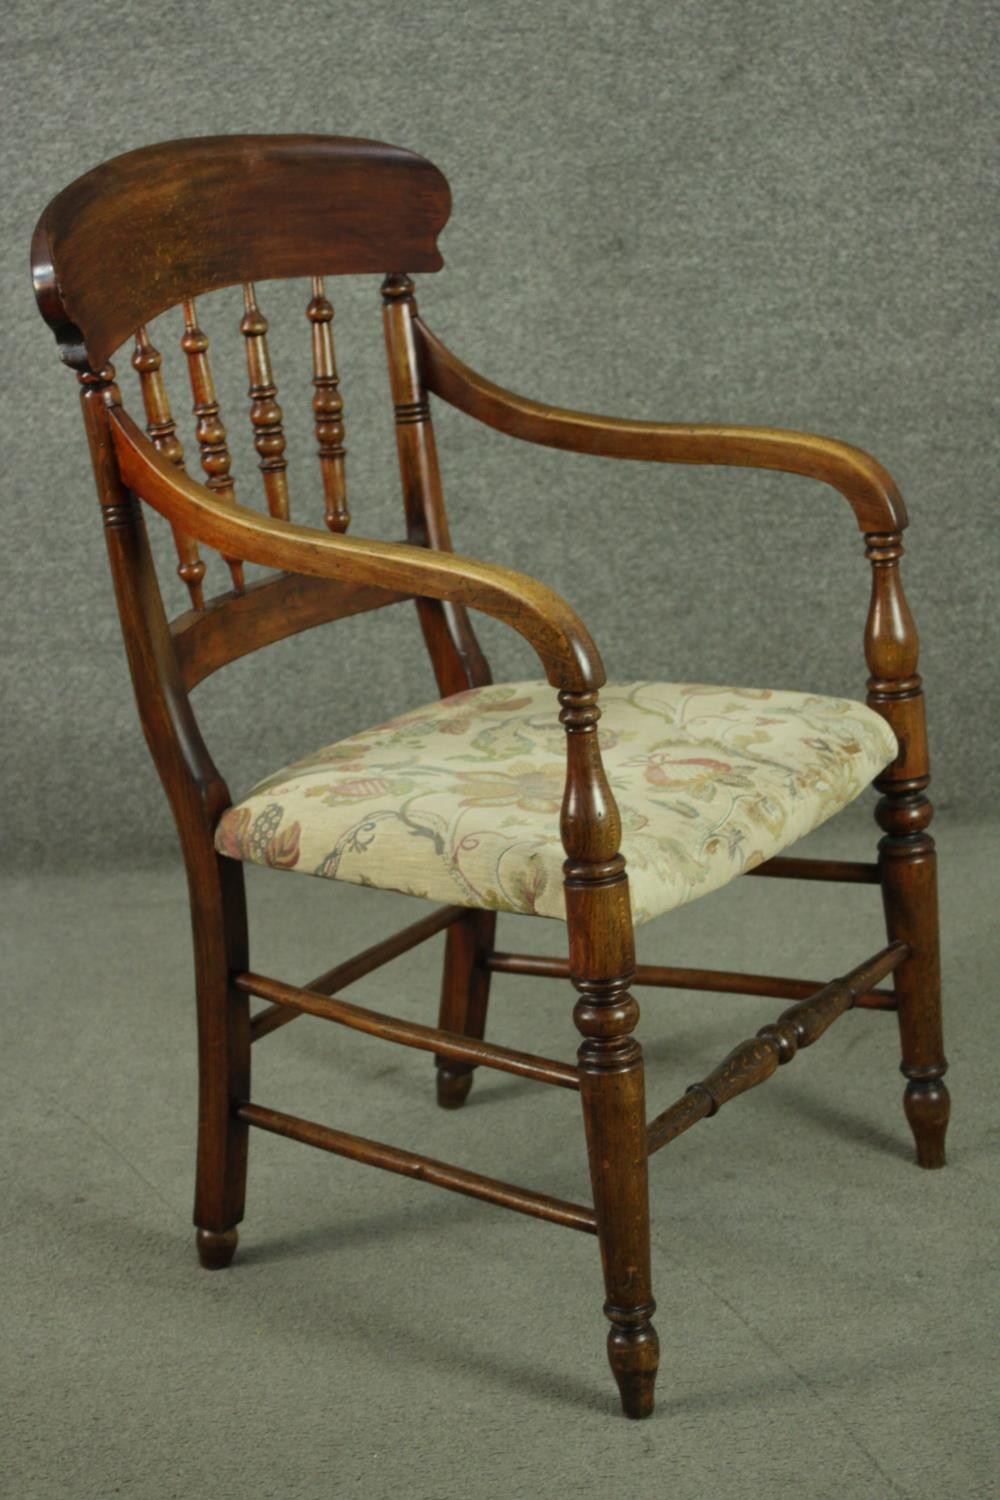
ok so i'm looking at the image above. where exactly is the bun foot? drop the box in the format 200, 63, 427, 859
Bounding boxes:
904, 1077, 949, 1169
196, 1226, 239, 1269
436, 1065, 474, 1110
608, 1319, 659, 1420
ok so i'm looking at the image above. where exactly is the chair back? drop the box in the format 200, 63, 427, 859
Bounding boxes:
33, 134, 490, 696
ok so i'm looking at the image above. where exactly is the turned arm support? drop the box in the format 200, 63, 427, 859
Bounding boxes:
108, 405, 604, 693
414, 320, 907, 534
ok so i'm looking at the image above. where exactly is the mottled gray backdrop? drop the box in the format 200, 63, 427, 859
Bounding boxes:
4, 0, 997, 869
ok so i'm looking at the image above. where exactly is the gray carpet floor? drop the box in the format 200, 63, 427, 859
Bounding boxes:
4, 812, 997, 1499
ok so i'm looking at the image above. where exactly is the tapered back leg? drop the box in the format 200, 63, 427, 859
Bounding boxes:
190, 851, 251, 1264
436, 910, 497, 1108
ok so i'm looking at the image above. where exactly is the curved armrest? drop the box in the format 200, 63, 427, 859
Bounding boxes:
109, 406, 604, 692
415, 320, 906, 533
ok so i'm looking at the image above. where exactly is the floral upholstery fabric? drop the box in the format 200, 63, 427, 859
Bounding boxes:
215, 681, 896, 925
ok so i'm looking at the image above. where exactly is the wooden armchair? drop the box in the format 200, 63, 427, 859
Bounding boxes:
32, 135, 947, 1420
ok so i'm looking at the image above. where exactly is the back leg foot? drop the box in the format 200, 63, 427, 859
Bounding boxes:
435, 1064, 475, 1109
435, 910, 495, 1109
196, 1226, 239, 1269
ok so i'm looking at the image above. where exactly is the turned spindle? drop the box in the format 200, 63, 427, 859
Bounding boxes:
132, 326, 206, 609
307, 277, 349, 532
180, 299, 244, 592
560, 688, 658, 1419
865, 530, 948, 1167
241, 282, 290, 521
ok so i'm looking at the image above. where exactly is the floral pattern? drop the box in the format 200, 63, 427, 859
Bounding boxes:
214, 680, 897, 925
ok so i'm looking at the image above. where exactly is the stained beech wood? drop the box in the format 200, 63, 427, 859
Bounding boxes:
560, 687, 659, 1419
171, 571, 410, 691
241, 282, 290, 519
415, 319, 907, 533
383, 274, 492, 696
235, 970, 579, 1089
132, 326, 206, 609
646, 942, 909, 1154
239, 1102, 597, 1233
485, 952, 897, 1009
865, 531, 949, 1166
307, 277, 349, 532
109, 404, 604, 691
77, 364, 251, 1250
746, 856, 881, 884
181, 299, 244, 592
196, 1227, 239, 1270
250, 904, 465, 1042
436, 910, 497, 1107
32, 135, 451, 370
34, 132, 948, 1422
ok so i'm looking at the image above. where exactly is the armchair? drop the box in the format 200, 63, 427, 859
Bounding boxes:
32, 134, 946, 1419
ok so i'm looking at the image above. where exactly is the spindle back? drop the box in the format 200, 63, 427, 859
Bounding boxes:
33, 135, 486, 696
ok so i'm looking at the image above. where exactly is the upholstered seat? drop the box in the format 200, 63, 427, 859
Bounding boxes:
216, 680, 897, 924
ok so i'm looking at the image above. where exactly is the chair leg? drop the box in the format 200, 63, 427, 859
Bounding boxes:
435, 909, 496, 1108
879, 823, 949, 1168
559, 685, 658, 1417
865, 531, 949, 1167
576, 1001, 659, 1419
191, 855, 251, 1266
568, 893, 659, 1417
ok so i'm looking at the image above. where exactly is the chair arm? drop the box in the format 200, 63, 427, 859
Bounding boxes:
108, 406, 604, 692
415, 319, 907, 534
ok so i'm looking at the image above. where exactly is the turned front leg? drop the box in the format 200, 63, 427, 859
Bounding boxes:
574, 960, 658, 1418
561, 688, 658, 1419
865, 531, 949, 1166
878, 797, 948, 1167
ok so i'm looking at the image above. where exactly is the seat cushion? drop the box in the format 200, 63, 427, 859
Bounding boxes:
215, 681, 896, 925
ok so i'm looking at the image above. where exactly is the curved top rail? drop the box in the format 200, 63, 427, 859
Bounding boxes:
32, 134, 451, 370
415, 319, 907, 533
